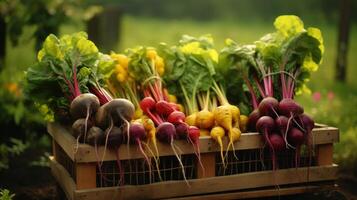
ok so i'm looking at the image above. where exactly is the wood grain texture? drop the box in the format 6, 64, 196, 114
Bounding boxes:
169, 185, 324, 200
317, 144, 334, 166
73, 165, 338, 200
76, 163, 97, 190
48, 123, 75, 161
50, 156, 75, 200
48, 123, 339, 162
50, 155, 337, 200
197, 153, 216, 178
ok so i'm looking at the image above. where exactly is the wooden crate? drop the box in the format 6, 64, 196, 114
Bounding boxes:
48, 123, 339, 200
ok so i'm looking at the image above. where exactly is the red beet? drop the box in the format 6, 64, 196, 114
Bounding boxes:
258, 97, 279, 117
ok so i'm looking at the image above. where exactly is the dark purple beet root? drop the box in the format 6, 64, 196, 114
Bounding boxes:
106, 126, 124, 149
86, 126, 105, 145
300, 114, 315, 132
258, 97, 279, 117
129, 123, 147, 143
175, 122, 189, 139
278, 98, 304, 117
275, 115, 289, 133
248, 109, 260, 131
70, 93, 100, 120
287, 127, 305, 146
256, 116, 275, 133
269, 133, 286, 151
156, 122, 177, 143
72, 118, 93, 139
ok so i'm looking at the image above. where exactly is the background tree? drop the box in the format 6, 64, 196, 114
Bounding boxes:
0, 0, 102, 71
335, 0, 352, 82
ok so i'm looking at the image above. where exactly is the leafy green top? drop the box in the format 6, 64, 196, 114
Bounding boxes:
220, 15, 324, 111
160, 35, 218, 113
25, 32, 109, 117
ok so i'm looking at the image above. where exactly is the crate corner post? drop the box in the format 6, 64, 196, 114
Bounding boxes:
75, 162, 97, 190
316, 143, 334, 166
197, 152, 216, 178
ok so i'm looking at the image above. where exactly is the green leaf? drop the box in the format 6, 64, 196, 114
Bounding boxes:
25, 32, 106, 117
307, 27, 325, 60
76, 38, 98, 56
162, 35, 218, 94
274, 15, 305, 38
38, 34, 63, 61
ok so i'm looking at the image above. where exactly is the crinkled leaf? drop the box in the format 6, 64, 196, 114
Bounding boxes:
127, 47, 154, 83
25, 32, 105, 114
38, 34, 63, 61
76, 38, 98, 57
161, 35, 218, 99
307, 27, 324, 59
179, 34, 214, 49
282, 32, 322, 69
274, 15, 305, 38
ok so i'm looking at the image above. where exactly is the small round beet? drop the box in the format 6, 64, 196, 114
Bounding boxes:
256, 116, 275, 133
156, 122, 177, 143
247, 109, 260, 131
287, 127, 305, 146
258, 97, 279, 117
278, 98, 304, 117
269, 133, 286, 151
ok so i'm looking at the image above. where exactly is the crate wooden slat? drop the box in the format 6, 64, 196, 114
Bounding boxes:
49, 123, 339, 199
170, 185, 335, 200
50, 156, 337, 200
47, 123, 339, 162
50, 156, 75, 200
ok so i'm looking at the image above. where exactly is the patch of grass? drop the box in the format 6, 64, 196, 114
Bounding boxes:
119, 16, 274, 49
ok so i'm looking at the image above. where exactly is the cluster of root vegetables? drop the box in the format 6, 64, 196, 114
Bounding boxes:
28, 16, 323, 185
69, 79, 249, 185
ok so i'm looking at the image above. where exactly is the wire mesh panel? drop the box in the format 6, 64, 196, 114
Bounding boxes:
96, 154, 197, 187
54, 142, 76, 180
216, 147, 317, 176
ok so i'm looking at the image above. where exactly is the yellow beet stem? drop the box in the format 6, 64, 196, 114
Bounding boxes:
210, 126, 226, 168
196, 91, 215, 129
212, 81, 229, 105
179, 80, 194, 114
225, 127, 241, 160
142, 118, 159, 157
217, 137, 225, 168
215, 105, 241, 161
212, 81, 242, 161
141, 117, 162, 181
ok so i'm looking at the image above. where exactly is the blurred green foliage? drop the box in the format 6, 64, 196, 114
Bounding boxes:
90, 0, 356, 24
0, 138, 29, 170
0, 0, 102, 50
0, 189, 14, 200
0, 0, 101, 176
